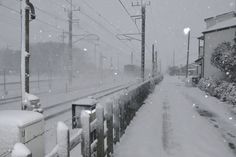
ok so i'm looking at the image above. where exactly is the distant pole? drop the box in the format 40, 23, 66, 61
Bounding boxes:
152, 44, 155, 77
3, 69, 7, 95
117, 55, 119, 71
155, 50, 158, 75
68, 0, 73, 84
141, 5, 146, 81
186, 31, 190, 78
131, 52, 133, 65
94, 44, 97, 69
37, 70, 40, 90
173, 50, 175, 67
160, 60, 162, 73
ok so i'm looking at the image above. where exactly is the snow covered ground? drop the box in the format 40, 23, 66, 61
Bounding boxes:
114, 76, 236, 157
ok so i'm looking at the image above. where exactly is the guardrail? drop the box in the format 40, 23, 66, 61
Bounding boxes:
11, 76, 163, 157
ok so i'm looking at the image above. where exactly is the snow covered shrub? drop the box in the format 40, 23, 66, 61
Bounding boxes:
211, 42, 236, 82
214, 81, 229, 100
198, 77, 236, 106
227, 83, 236, 106
198, 77, 219, 96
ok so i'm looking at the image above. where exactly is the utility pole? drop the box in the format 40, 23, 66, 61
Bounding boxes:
132, 1, 150, 81
186, 31, 190, 78
131, 52, 133, 65
20, 0, 35, 109
152, 44, 155, 77
68, 0, 73, 84
141, 5, 146, 81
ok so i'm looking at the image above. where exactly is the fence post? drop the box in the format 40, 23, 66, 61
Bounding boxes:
81, 111, 91, 157
96, 104, 104, 157
57, 122, 70, 157
11, 143, 32, 157
119, 95, 125, 136
113, 97, 120, 143
106, 100, 114, 157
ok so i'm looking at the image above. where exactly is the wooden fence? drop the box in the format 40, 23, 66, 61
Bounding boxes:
12, 76, 163, 157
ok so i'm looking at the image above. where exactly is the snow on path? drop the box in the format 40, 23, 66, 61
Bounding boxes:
114, 76, 235, 157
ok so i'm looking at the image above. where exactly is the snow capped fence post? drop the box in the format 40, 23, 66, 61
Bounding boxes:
57, 122, 70, 157
96, 104, 104, 157
11, 143, 32, 157
81, 110, 91, 157
105, 100, 114, 156
119, 94, 125, 136
113, 97, 120, 143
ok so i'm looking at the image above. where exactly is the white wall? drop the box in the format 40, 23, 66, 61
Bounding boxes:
204, 28, 236, 79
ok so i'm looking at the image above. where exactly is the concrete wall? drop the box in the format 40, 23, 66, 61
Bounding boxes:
203, 27, 236, 79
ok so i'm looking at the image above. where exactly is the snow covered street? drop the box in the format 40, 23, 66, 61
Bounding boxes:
114, 76, 236, 157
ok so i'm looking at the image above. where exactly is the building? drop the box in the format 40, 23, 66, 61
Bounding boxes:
195, 11, 236, 79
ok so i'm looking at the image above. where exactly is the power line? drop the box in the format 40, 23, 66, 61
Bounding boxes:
80, 0, 137, 53
34, 6, 68, 22
116, 0, 140, 32
0, 2, 20, 14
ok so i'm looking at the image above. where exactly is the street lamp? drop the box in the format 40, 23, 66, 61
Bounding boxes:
184, 27, 191, 78
83, 48, 87, 52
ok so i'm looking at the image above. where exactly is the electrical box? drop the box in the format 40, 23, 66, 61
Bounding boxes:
72, 97, 97, 129
0, 110, 44, 157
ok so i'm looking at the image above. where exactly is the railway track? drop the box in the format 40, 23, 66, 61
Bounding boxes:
0, 81, 116, 105
44, 82, 135, 121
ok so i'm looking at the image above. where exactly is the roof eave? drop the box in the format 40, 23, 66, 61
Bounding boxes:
203, 25, 236, 34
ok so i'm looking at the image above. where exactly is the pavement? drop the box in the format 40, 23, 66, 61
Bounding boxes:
114, 76, 236, 157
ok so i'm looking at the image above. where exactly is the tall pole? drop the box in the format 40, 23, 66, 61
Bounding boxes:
141, 5, 146, 81
21, 0, 27, 109
152, 44, 155, 77
20, 0, 35, 109
186, 31, 190, 78
25, 2, 30, 94
68, 0, 73, 84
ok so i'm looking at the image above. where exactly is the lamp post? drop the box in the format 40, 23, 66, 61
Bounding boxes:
184, 27, 191, 78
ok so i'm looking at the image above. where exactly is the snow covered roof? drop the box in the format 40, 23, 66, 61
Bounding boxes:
73, 97, 97, 106
0, 110, 44, 127
203, 17, 236, 33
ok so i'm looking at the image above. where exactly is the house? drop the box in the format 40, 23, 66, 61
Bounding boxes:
195, 11, 236, 79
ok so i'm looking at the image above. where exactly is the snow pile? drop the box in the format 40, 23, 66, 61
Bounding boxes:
198, 77, 236, 106
11, 143, 31, 157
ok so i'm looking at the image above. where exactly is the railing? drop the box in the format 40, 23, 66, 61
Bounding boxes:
11, 76, 163, 157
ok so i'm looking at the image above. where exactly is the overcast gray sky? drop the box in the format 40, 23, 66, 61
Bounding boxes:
0, 0, 235, 71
